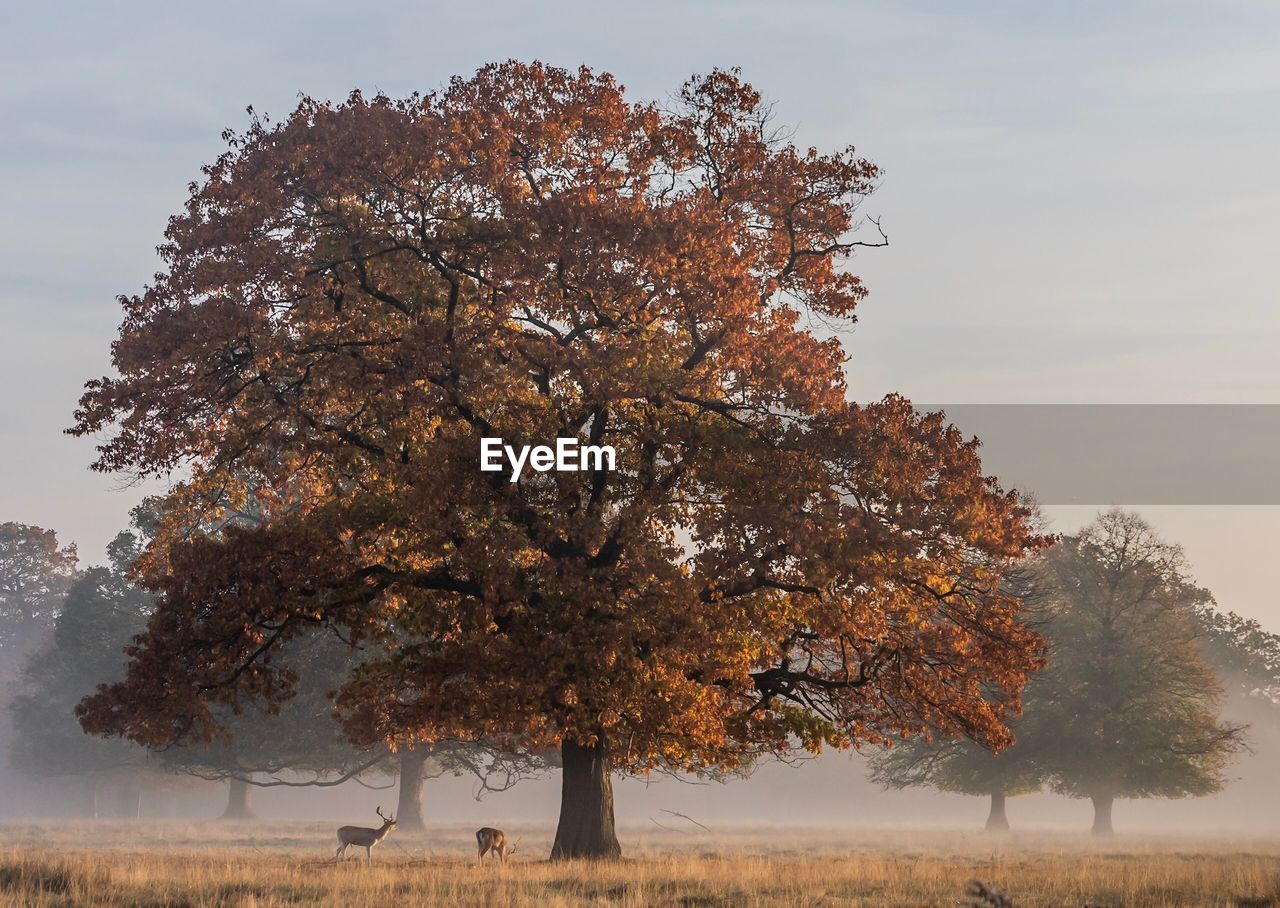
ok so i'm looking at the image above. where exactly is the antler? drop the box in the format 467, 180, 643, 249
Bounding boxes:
510, 836, 522, 855
376, 805, 390, 822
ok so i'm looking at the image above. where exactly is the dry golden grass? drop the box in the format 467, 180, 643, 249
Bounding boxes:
1, 823, 1278, 906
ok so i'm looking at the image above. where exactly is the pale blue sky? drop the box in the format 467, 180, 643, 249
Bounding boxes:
2, 0, 1279, 620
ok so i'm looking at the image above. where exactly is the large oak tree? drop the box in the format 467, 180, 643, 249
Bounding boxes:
71, 62, 1044, 858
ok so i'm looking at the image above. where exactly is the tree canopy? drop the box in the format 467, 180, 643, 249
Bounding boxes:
8, 557, 150, 786
1195, 604, 1280, 707
1035, 511, 1245, 834
0, 522, 78, 666
70, 61, 1046, 857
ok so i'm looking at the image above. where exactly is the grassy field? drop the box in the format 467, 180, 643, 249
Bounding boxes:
1, 822, 1278, 906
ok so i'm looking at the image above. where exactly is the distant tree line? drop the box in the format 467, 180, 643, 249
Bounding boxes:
5, 506, 1268, 838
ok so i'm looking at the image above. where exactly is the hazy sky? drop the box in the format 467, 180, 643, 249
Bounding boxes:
2, 1, 1279, 622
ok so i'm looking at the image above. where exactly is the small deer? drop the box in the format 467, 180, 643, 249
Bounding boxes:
334, 806, 397, 865
476, 827, 519, 865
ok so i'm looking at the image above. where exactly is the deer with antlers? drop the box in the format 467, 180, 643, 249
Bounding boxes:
334, 806, 397, 865
475, 827, 519, 866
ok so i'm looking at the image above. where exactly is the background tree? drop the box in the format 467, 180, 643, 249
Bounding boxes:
135, 492, 542, 826
156, 628, 391, 822
1190, 603, 1280, 808
71, 62, 1046, 858
1194, 604, 1280, 708
0, 523, 78, 669
1036, 510, 1245, 835
8, 530, 152, 815
9, 505, 394, 820
867, 712, 1044, 832
867, 564, 1051, 832
386, 740, 546, 833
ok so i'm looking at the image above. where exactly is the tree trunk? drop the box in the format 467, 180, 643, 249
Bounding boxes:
550, 737, 622, 860
1090, 793, 1115, 837
112, 783, 137, 818
220, 776, 256, 821
984, 790, 1010, 833
82, 776, 99, 819
396, 749, 428, 833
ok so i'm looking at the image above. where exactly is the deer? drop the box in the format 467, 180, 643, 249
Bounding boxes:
334, 806, 397, 865
475, 827, 519, 866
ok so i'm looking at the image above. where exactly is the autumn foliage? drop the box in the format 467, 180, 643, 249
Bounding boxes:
71, 62, 1044, 857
